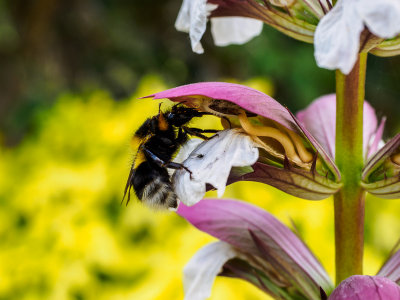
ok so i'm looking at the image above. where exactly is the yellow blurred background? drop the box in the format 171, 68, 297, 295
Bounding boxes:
0, 74, 399, 300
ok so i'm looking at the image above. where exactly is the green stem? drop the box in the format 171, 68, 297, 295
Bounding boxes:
334, 53, 368, 284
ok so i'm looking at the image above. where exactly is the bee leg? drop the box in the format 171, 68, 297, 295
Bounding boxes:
176, 127, 189, 144
183, 127, 219, 140
143, 148, 193, 178
122, 168, 135, 206
164, 161, 193, 179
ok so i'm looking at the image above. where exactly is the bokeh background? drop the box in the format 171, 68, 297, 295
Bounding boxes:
1, 1, 400, 299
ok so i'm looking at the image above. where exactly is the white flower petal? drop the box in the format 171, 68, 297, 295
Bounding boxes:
183, 242, 238, 300
167, 139, 204, 180
357, 0, 400, 38
175, 0, 192, 33
175, 0, 217, 54
174, 138, 204, 164
173, 129, 259, 206
314, 0, 364, 74
210, 17, 263, 46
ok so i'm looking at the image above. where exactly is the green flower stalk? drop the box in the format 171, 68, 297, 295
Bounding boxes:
334, 53, 367, 282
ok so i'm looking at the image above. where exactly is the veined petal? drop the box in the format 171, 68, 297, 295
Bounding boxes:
362, 134, 400, 198
371, 37, 400, 57
357, 0, 400, 39
211, 17, 263, 46
227, 162, 342, 200
268, 0, 295, 7
377, 243, 400, 284
173, 129, 259, 206
183, 241, 238, 300
296, 95, 336, 159
302, 0, 326, 19
178, 199, 334, 299
328, 275, 400, 300
296, 94, 381, 159
209, 0, 316, 43
363, 100, 380, 158
367, 117, 386, 159
314, 0, 364, 74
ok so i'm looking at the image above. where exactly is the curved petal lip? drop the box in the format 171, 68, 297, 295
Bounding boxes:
141, 82, 297, 131
143, 82, 341, 181
177, 199, 333, 293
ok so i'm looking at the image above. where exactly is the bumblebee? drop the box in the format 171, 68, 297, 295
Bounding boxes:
123, 103, 218, 209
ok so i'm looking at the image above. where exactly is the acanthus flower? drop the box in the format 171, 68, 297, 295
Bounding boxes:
175, 0, 400, 74
178, 199, 334, 300
144, 82, 389, 206
178, 199, 400, 300
140, 82, 400, 299
314, 0, 400, 74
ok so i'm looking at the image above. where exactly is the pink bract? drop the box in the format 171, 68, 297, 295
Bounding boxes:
328, 275, 400, 300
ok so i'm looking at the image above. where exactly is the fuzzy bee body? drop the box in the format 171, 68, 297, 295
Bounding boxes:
124, 103, 216, 209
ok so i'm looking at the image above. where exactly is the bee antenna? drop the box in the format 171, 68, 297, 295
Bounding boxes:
158, 102, 162, 114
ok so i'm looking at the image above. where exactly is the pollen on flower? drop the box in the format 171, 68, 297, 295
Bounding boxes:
183, 97, 315, 168
391, 153, 400, 165
238, 110, 313, 165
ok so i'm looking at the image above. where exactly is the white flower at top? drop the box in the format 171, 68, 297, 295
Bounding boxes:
314, 0, 400, 74
175, 0, 400, 74
175, 0, 262, 54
